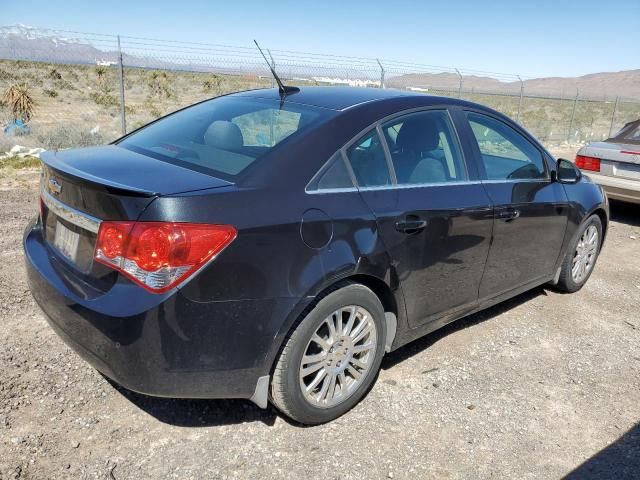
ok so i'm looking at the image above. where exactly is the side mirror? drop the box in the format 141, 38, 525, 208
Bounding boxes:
555, 158, 581, 184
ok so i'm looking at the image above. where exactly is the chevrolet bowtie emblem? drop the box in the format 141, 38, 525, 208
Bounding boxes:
48, 177, 62, 195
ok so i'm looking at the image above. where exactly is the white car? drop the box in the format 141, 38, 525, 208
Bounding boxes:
575, 119, 640, 204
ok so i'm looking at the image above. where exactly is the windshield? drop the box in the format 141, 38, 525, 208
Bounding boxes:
118, 96, 334, 179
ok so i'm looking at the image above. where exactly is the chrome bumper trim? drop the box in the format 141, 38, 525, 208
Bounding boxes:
41, 190, 102, 234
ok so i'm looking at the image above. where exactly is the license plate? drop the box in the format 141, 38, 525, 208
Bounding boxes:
615, 163, 640, 180
53, 221, 80, 263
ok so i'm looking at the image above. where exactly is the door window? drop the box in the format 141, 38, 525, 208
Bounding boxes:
382, 110, 467, 185
346, 129, 392, 187
466, 112, 546, 180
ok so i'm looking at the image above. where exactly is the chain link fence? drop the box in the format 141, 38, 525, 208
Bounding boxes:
1, 26, 639, 152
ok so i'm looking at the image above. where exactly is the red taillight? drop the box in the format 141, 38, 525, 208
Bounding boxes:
95, 222, 237, 293
575, 154, 601, 172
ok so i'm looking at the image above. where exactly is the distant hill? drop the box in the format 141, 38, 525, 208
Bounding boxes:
389, 70, 640, 100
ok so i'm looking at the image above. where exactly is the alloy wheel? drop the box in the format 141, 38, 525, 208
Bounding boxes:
572, 225, 599, 283
298, 306, 377, 408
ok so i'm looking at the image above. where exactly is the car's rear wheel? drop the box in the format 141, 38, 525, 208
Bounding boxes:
556, 214, 603, 293
270, 283, 386, 424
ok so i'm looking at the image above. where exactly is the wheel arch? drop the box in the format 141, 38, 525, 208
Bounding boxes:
266, 272, 402, 378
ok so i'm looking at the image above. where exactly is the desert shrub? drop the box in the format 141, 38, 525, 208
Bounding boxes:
43, 89, 58, 98
0, 155, 41, 169
53, 79, 76, 91
146, 71, 172, 98
0, 68, 15, 81
89, 92, 119, 108
2, 83, 35, 122
203, 75, 222, 92
36, 124, 105, 150
143, 100, 162, 118
47, 68, 62, 80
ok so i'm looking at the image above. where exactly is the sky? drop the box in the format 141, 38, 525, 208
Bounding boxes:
1, 0, 639, 78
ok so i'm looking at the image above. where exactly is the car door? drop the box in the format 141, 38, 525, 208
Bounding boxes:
458, 109, 569, 299
345, 108, 494, 328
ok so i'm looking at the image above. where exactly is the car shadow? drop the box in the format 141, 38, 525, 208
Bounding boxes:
609, 200, 640, 227
563, 422, 640, 479
382, 287, 546, 370
107, 287, 548, 428
105, 378, 279, 427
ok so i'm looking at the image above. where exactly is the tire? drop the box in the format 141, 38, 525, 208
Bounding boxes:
270, 283, 386, 425
556, 214, 603, 293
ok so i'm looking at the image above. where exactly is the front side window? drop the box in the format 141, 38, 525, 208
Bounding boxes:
118, 97, 332, 179
346, 129, 392, 187
382, 110, 467, 185
466, 112, 546, 180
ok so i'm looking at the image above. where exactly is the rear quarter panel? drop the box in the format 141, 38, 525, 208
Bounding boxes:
139, 186, 406, 372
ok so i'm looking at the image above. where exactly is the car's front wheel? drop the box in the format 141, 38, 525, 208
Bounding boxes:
270, 283, 386, 424
556, 214, 603, 293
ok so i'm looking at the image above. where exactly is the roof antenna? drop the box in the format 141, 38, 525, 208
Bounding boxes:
253, 40, 299, 98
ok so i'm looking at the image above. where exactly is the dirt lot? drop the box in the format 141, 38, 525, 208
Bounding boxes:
0, 167, 639, 480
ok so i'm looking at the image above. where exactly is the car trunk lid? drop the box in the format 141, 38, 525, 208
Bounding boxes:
580, 141, 640, 180
39, 146, 233, 290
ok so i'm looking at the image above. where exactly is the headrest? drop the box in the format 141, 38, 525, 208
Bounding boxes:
396, 116, 440, 152
204, 121, 244, 150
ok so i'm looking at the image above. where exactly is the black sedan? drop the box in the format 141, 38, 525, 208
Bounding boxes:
24, 87, 608, 424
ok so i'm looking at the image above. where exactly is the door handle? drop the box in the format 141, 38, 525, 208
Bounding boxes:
496, 208, 520, 222
395, 219, 428, 234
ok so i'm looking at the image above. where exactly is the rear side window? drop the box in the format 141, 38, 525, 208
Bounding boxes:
382, 110, 467, 185
118, 97, 332, 179
346, 129, 392, 187
307, 152, 354, 191
466, 112, 546, 180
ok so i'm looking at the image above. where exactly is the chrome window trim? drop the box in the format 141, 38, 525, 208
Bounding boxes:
358, 180, 483, 192
41, 189, 102, 234
481, 178, 551, 184
306, 186, 359, 195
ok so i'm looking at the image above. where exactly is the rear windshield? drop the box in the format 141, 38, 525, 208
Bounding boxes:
622, 124, 640, 141
118, 96, 334, 179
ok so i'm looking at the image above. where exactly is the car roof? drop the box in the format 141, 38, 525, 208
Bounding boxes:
233, 86, 427, 111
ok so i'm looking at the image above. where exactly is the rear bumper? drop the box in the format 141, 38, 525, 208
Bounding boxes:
24, 219, 297, 401
585, 172, 640, 204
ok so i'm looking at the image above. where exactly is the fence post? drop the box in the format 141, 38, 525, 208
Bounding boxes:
608, 96, 620, 137
376, 59, 385, 88
117, 35, 126, 136
267, 49, 276, 88
516, 75, 524, 122
455, 68, 462, 98
567, 89, 579, 143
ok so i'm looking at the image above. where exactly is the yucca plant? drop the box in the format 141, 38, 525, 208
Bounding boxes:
2, 83, 35, 123
95, 65, 107, 83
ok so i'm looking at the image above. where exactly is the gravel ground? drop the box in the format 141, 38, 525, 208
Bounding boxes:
1, 168, 639, 480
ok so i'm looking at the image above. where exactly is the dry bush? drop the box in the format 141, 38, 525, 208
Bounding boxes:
36, 124, 105, 150
89, 92, 119, 108
2, 83, 35, 122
